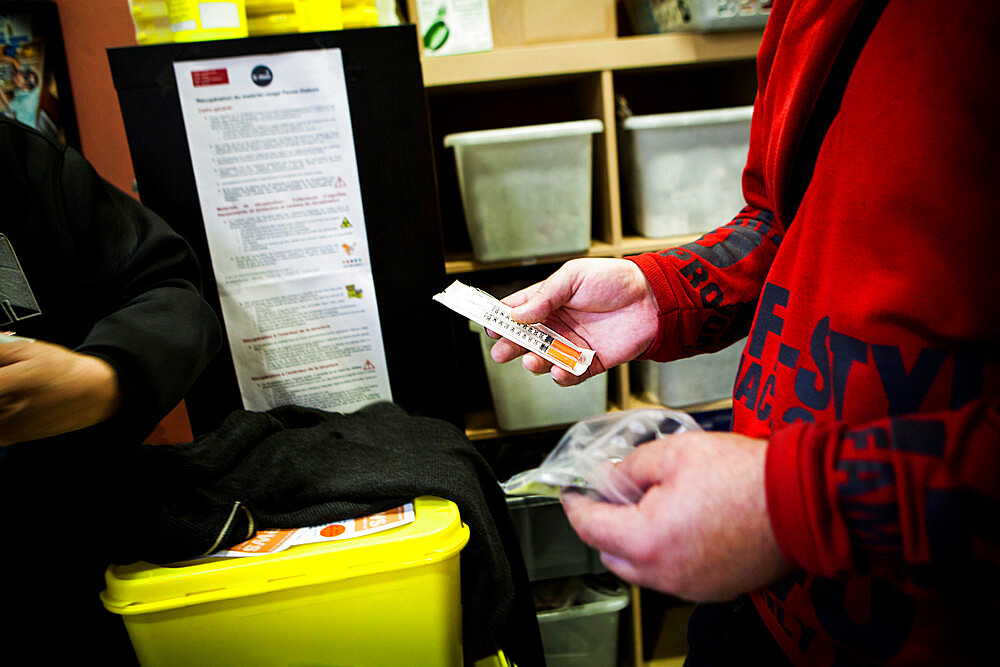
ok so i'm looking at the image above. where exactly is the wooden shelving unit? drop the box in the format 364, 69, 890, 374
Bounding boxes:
420, 32, 764, 87
416, 27, 761, 667
420, 28, 757, 434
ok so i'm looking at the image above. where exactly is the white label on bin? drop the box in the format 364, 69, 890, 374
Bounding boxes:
433, 280, 594, 376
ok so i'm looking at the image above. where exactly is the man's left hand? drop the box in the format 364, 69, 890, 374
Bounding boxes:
561, 430, 792, 601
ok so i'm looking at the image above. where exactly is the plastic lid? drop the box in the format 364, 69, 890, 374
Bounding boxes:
621, 105, 753, 131
101, 496, 469, 615
444, 119, 603, 148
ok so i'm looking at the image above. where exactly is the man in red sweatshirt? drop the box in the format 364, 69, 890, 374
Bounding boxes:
489, 1, 999, 663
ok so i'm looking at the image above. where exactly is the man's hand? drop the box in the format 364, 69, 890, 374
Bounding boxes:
0, 339, 122, 447
488, 258, 659, 386
561, 430, 792, 601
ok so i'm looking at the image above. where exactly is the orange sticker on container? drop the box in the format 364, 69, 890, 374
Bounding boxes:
227, 529, 297, 554
355, 506, 406, 532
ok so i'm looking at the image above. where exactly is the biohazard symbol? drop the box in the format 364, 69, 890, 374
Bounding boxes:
341, 218, 352, 228
362, 360, 376, 371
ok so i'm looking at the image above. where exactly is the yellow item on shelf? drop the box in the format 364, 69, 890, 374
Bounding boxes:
293, 0, 343, 31
165, 0, 249, 42
246, 0, 347, 36
342, 0, 378, 27
246, 11, 298, 34
102, 497, 472, 666
244, 0, 294, 14
129, 0, 173, 44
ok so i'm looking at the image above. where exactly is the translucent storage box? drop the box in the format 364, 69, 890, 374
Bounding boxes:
534, 576, 630, 667
474, 324, 607, 430
444, 120, 603, 262
637, 340, 745, 407
101, 497, 471, 666
626, 0, 770, 34
620, 106, 752, 238
507, 495, 605, 582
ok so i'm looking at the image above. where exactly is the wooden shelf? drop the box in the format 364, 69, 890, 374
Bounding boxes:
444, 233, 706, 274
463, 407, 578, 442
627, 395, 734, 414
466, 396, 733, 441
420, 31, 763, 88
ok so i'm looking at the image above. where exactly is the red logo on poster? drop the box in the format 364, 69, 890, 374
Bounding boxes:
191, 69, 230, 87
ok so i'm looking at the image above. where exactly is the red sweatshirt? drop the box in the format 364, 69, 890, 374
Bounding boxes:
627, 1, 1000, 664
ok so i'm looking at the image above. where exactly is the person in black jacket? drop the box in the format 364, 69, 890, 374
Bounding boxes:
0, 117, 222, 662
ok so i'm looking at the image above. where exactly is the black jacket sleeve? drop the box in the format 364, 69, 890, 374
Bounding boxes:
1, 118, 222, 442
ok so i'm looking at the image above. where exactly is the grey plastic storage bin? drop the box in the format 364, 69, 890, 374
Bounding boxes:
507, 495, 605, 582
627, 0, 770, 34
474, 324, 607, 430
444, 120, 603, 262
638, 339, 745, 408
534, 576, 630, 667
621, 106, 752, 238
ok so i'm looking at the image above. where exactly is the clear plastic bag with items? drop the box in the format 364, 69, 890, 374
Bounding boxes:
501, 408, 702, 504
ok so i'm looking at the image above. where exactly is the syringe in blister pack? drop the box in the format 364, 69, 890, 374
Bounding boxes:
432, 280, 595, 376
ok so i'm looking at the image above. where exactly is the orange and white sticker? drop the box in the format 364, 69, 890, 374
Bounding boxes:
208, 502, 415, 559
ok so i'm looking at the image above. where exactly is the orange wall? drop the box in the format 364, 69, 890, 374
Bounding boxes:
44, 0, 194, 443
52, 0, 138, 194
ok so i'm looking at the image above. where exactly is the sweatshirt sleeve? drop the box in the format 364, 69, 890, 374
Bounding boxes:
626, 204, 784, 362
56, 143, 222, 442
765, 399, 1000, 584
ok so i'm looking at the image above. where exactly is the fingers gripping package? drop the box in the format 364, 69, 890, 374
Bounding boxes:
502, 408, 702, 504
433, 280, 594, 376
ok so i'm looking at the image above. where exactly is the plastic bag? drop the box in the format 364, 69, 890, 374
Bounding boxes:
501, 408, 702, 504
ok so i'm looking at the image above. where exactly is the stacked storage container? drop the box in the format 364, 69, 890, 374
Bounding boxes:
626, 0, 770, 34
636, 339, 745, 408
472, 321, 608, 432
534, 576, 630, 667
444, 120, 603, 263
620, 105, 753, 238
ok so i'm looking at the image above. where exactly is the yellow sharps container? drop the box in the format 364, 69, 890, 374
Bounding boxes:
102, 496, 472, 665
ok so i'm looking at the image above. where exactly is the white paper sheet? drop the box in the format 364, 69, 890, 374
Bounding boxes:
174, 49, 391, 412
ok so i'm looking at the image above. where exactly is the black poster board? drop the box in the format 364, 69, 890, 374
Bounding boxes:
108, 26, 457, 435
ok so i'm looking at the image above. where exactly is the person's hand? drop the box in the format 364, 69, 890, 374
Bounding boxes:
561, 430, 792, 601
489, 258, 659, 386
0, 338, 122, 447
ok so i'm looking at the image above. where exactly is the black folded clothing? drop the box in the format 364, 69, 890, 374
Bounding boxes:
116, 401, 545, 666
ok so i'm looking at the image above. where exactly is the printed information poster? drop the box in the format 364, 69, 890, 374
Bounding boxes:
173, 49, 392, 413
